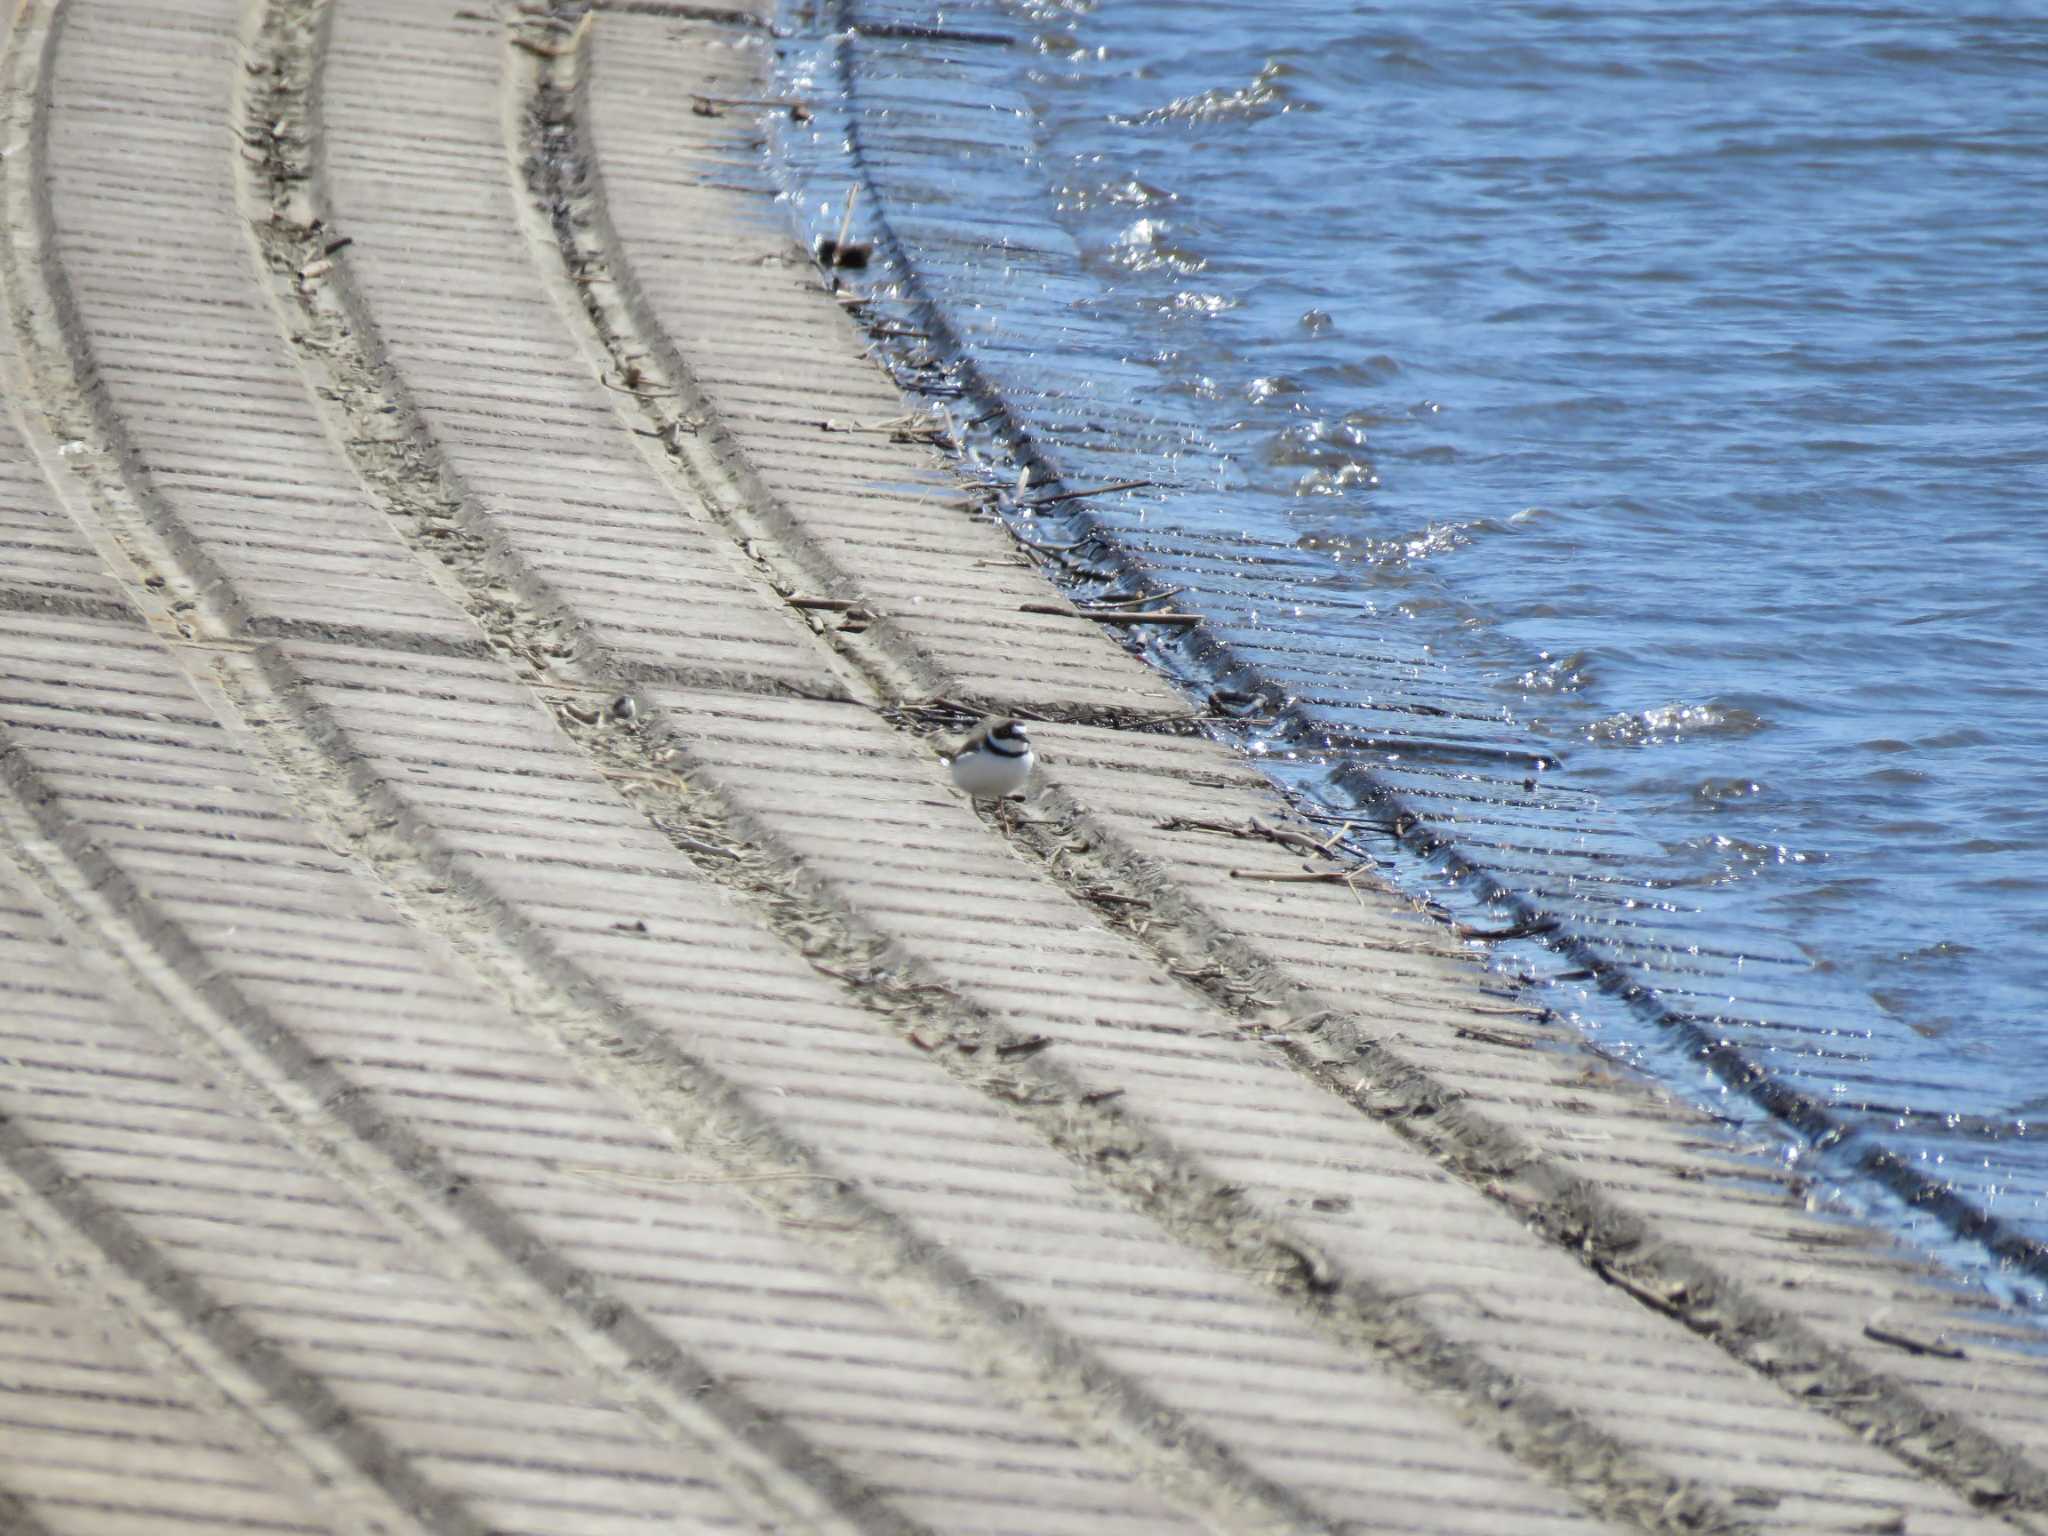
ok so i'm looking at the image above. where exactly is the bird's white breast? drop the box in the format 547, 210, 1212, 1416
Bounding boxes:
952, 742, 1034, 798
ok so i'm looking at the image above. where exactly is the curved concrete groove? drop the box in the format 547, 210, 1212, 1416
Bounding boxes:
508, 25, 1191, 724
224, 3, 1587, 1531
6, 2, 1549, 1529
0, 0, 246, 650
0, 649, 935, 1536
238, 6, 847, 705
251, 0, 1712, 1531
0, 14, 890, 1535
3, 4, 1264, 1533
539, 5, 2048, 1531
0, 1095, 471, 1536
0, 1145, 378, 1536
1027, 761, 2048, 1523
207, 0, 1794, 1531
746, 0, 2048, 1479
284, 9, 1998, 1536
2, 0, 2043, 1530
484, 16, 1902, 1535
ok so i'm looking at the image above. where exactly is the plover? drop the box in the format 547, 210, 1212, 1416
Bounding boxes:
948, 716, 1034, 802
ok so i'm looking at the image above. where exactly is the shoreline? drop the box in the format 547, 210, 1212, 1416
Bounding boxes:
0, 0, 2043, 1530
785, 0, 2048, 1298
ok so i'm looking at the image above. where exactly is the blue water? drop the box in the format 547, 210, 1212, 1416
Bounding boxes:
1014, 0, 2048, 1053
776, 0, 2048, 1281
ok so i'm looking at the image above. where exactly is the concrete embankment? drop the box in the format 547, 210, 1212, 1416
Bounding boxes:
0, 2, 2043, 1533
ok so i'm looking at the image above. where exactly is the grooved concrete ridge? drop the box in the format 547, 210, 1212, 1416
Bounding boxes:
0, 2, 2041, 1534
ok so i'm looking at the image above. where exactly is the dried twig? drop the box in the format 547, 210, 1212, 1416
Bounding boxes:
1113, 708, 1271, 730
1159, 815, 1331, 858
1090, 586, 1186, 608
1452, 917, 1561, 942
835, 182, 859, 253
1027, 478, 1154, 509
1020, 602, 1201, 627
819, 413, 938, 435
1590, 1259, 1688, 1319
600, 375, 681, 397
783, 595, 869, 613
1453, 1024, 1535, 1050
1862, 1322, 1966, 1360
690, 93, 811, 116
1229, 866, 1373, 884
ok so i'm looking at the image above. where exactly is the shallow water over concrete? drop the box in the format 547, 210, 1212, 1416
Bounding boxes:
775, 0, 2048, 1298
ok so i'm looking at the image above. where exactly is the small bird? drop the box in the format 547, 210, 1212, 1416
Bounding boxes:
947, 716, 1034, 801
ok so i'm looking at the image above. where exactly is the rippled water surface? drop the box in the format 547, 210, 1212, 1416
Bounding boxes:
1007, 5, 2047, 1072
777, 0, 2048, 1275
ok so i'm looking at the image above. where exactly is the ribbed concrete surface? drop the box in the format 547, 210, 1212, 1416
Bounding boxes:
0, 1, 2043, 1534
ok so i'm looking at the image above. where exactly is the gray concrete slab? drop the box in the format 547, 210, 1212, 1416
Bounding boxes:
0, 0, 2043, 1532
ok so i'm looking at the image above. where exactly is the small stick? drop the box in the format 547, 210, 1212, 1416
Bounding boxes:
691, 94, 810, 111
835, 182, 860, 254
1157, 815, 1328, 856
1156, 816, 1250, 837
1380, 1283, 1506, 1322
1076, 608, 1201, 626
1862, 1323, 1966, 1360
671, 833, 742, 861
1590, 1259, 1688, 1318
1452, 917, 1560, 942
1090, 586, 1186, 608
1112, 709, 1246, 729
784, 595, 867, 612
1027, 478, 1154, 508
1018, 602, 1201, 627
1454, 1025, 1535, 1050
600, 375, 681, 397
820, 414, 940, 435
1229, 866, 1372, 884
